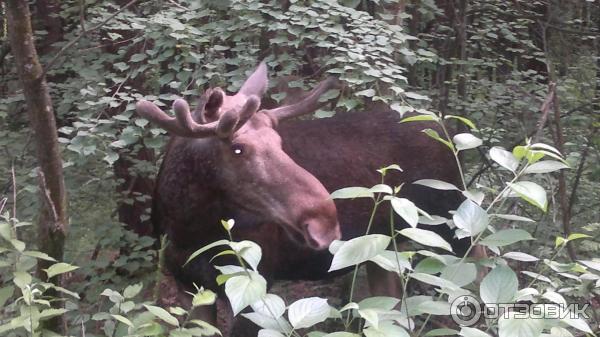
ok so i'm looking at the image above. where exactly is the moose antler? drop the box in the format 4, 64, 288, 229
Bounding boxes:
263, 77, 339, 123
136, 89, 260, 138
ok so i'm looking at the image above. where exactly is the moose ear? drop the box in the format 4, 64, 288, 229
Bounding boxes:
238, 61, 268, 98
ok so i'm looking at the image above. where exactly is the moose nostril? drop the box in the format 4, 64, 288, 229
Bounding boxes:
303, 223, 321, 249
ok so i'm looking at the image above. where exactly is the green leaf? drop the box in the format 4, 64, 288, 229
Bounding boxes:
416, 300, 451, 315
258, 329, 285, 337
523, 160, 569, 174
184, 239, 230, 265
512, 145, 528, 160
542, 290, 566, 306
44, 262, 79, 279
288, 297, 330, 329
459, 327, 492, 337
491, 214, 535, 222
507, 181, 548, 211
479, 229, 534, 247
490, 147, 519, 172
398, 228, 453, 252
225, 271, 267, 315
114, 62, 129, 71
413, 179, 459, 191
111, 314, 134, 327
426, 328, 460, 336
498, 315, 543, 337
144, 304, 180, 327
422, 129, 453, 150
329, 234, 391, 271
390, 197, 419, 228
453, 199, 489, 237
9, 239, 25, 252
558, 307, 593, 334
453, 133, 482, 151
405, 92, 430, 101
318, 89, 340, 102
169, 306, 187, 316
390, 104, 413, 117
530, 143, 562, 155
357, 297, 400, 311
355, 89, 376, 97
358, 308, 379, 329
191, 289, 216, 307
578, 260, 600, 272
242, 312, 291, 333
363, 322, 410, 337
462, 189, 485, 205
221, 219, 235, 231
555, 236, 567, 248
123, 283, 143, 299
0, 286, 15, 308
101, 288, 124, 303
369, 184, 393, 195
502, 252, 538, 262
0, 222, 12, 240
546, 327, 574, 337
440, 263, 477, 287
251, 293, 285, 318
188, 319, 221, 336
369, 250, 412, 273
521, 271, 553, 284
400, 115, 439, 123
22, 251, 56, 262
376, 164, 403, 175
567, 233, 591, 241
480, 265, 518, 305
130, 53, 146, 62
444, 115, 477, 130
322, 333, 360, 337
330, 187, 374, 199
415, 257, 445, 274
410, 273, 460, 290
229, 240, 262, 271
39, 308, 69, 320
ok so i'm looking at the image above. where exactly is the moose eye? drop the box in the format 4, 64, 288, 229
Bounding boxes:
231, 144, 244, 155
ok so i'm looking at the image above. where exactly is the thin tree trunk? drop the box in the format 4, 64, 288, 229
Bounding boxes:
456, 0, 468, 117
6, 0, 68, 333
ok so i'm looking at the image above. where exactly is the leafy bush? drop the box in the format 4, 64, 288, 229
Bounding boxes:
185, 112, 598, 337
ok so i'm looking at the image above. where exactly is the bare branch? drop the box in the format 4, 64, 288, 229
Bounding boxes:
37, 169, 59, 224
567, 127, 597, 217
533, 82, 556, 142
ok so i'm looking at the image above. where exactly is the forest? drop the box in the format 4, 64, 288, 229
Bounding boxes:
0, 0, 599, 337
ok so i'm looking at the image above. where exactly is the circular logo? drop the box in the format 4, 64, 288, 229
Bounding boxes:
451, 295, 481, 326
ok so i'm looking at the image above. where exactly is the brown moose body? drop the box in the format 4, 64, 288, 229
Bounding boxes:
137, 62, 468, 335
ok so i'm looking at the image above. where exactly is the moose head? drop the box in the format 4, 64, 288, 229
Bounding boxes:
136, 62, 341, 250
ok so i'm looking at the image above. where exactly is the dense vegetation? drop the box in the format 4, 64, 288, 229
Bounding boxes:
0, 1, 598, 337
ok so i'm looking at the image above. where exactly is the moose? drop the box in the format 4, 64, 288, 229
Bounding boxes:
136, 62, 470, 335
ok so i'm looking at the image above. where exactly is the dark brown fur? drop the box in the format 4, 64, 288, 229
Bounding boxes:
154, 109, 467, 294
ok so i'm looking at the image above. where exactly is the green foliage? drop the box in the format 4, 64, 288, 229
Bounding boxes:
0, 212, 219, 337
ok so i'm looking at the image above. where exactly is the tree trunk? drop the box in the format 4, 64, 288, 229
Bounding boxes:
6, 0, 69, 333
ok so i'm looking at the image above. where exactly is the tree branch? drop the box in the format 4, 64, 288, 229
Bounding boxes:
567, 126, 596, 217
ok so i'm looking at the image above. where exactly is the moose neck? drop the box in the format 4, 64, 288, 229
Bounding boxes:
154, 136, 228, 248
